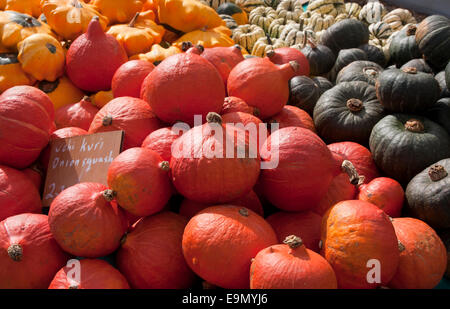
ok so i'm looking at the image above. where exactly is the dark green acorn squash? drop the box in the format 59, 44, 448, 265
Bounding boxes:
415, 15, 450, 70
300, 40, 335, 76
288, 76, 321, 116
320, 19, 370, 55
426, 97, 450, 134
376, 67, 441, 113
406, 158, 450, 229
312, 76, 333, 95
389, 24, 421, 67
400, 59, 434, 74
313, 81, 385, 145
358, 44, 387, 67
336, 60, 383, 86
369, 114, 450, 184
330, 48, 367, 82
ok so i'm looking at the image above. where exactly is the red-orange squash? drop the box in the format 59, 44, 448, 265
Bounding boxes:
112, 60, 155, 98
259, 127, 335, 211
327, 141, 380, 184
107, 148, 173, 217
170, 113, 260, 204
117, 212, 196, 289
49, 259, 130, 289
267, 47, 310, 76
268, 105, 316, 133
200, 45, 244, 87
141, 126, 183, 162
140, 50, 225, 126
0, 85, 54, 168
179, 190, 263, 219
358, 177, 404, 217
48, 182, 128, 258
54, 96, 99, 131
227, 57, 299, 119
221, 96, 256, 115
0, 214, 68, 289
266, 211, 322, 252
0, 165, 42, 221
182, 205, 278, 289
66, 17, 128, 92
250, 235, 337, 289
388, 217, 447, 289
321, 200, 400, 289
88, 96, 162, 150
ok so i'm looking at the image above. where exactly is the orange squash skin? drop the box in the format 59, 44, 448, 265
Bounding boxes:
141, 126, 183, 162
388, 217, 447, 289
269, 105, 316, 133
49, 259, 130, 289
358, 177, 404, 217
250, 237, 337, 289
88, 97, 162, 150
0, 214, 69, 289
321, 200, 400, 289
107, 147, 173, 217
170, 119, 261, 204
0, 165, 42, 221
266, 211, 322, 252
221, 96, 255, 115
182, 206, 278, 289
259, 127, 335, 211
117, 212, 196, 289
48, 182, 128, 258
140, 52, 225, 126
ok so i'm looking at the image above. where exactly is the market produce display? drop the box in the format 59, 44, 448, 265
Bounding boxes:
0, 0, 449, 291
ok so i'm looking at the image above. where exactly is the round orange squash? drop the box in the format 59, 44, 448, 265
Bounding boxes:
49, 259, 130, 289
358, 177, 404, 217
182, 205, 278, 289
48, 182, 128, 258
117, 211, 196, 289
88, 96, 162, 150
0, 165, 42, 221
0, 85, 54, 168
321, 200, 400, 289
170, 113, 261, 204
54, 96, 99, 131
388, 217, 447, 289
107, 147, 173, 217
0, 214, 69, 289
250, 235, 337, 289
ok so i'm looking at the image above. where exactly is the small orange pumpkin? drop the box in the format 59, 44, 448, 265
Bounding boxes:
321, 200, 400, 289
250, 235, 338, 289
157, 0, 225, 33
388, 217, 447, 289
358, 177, 404, 218
130, 43, 182, 64
17, 33, 65, 82
4, 0, 42, 18
0, 53, 35, 93
36, 76, 85, 110
89, 90, 114, 108
106, 12, 165, 57
182, 206, 278, 289
91, 0, 144, 24
173, 27, 235, 49
41, 0, 109, 41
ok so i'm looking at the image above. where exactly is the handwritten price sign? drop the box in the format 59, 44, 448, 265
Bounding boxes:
42, 131, 124, 207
